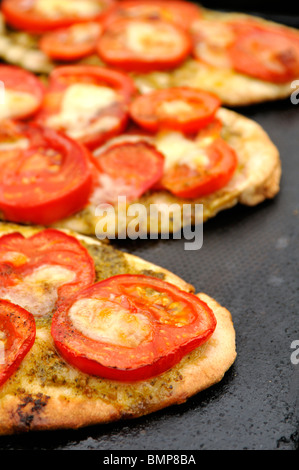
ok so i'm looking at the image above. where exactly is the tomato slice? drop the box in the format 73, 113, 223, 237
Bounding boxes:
0, 65, 45, 120
160, 137, 238, 199
0, 120, 93, 225
1, 0, 115, 33
104, 0, 202, 31
36, 65, 136, 150
191, 19, 235, 69
197, 118, 223, 139
0, 300, 36, 387
97, 18, 192, 72
129, 88, 221, 133
228, 21, 299, 83
39, 22, 102, 61
91, 140, 164, 203
0, 229, 95, 318
51, 274, 217, 381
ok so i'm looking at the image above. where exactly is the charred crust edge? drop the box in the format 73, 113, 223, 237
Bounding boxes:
14, 393, 50, 431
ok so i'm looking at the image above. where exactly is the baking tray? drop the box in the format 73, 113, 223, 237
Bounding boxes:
0, 6, 298, 451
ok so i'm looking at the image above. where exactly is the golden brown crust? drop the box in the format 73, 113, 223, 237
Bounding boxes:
0, 393, 121, 435
0, 292, 236, 435
166, 60, 292, 107
0, 223, 236, 435
216, 108, 281, 207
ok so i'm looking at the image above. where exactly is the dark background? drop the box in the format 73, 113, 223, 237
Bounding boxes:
199, 1, 299, 26
0, 2, 298, 452
200, 1, 299, 14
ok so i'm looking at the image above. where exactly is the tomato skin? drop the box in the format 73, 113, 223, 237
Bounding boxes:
1, 0, 115, 33
47, 65, 136, 101
129, 87, 221, 133
0, 121, 93, 225
197, 118, 223, 139
39, 22, 102, 62
0, 229, 96, 309
0, 300, 36, 388
0, 65, 45, 120
51, 274, 217, 382
160, 137, 238, 199
228, 21, 299, 83
36, 65, 136, 150
91, 140, 165, 201
97, 18, 192, 73
104, 0, 202, 31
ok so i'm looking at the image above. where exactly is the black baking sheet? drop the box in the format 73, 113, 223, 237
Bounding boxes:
0, 6, 299, 451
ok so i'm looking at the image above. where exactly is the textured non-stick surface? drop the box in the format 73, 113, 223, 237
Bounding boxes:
0, 10, 299, 451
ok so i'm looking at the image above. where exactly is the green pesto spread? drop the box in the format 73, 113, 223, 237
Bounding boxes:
0, 236, 182, 414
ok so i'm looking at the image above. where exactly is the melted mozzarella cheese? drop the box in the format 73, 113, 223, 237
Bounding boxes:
24, 265, 76, 285
155, 131, 210, 172
0, 137, 29, 153
70, 22, 101, 44
126, 21, 181, 56
46, 83, 119, 139
35, 0, 102, 19
90, 173, 136, 205
0, 251, 29, 267
157, 99, 194, 118
0, 265, 76, 317
192, 20, 235, 69
0, 89, 38, 120
69, 298, 152, 348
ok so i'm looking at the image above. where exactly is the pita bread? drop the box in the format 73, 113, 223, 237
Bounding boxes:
0, 222, 236, 435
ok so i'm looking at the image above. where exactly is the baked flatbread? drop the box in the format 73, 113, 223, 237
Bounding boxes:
0, 5, 296, 106
0, 222, 236, 435
52, 107, 281, 237
134, 9, 295, 106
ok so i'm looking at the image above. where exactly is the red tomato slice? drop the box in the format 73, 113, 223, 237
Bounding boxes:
197, 118, 223, 139
0, 120, 93, 225
129, 87, 221, 133
160, 137, 238, 199
104, 0, 202, 31
39, 22, 102, 61
1, 0, 115, 33
51, 274, 217, 381
91, 140, 165, 203
0, 300, 36, 387
0, 65, 45, 120
0, 229, 95, 317
228, 22, 299, 83
97, 18, 192, 72
36, 65, 136, 150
